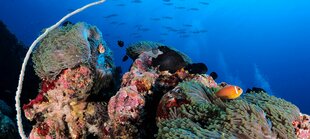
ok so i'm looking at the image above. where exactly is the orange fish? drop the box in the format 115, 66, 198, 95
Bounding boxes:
98, 43, 105, 54
215, 85, 243, 99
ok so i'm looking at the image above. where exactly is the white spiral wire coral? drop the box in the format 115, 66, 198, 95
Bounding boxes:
15, 0, 106, 138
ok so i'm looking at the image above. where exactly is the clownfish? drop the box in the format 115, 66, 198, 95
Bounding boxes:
215, 85, 243, 99
98, 43, 105, 54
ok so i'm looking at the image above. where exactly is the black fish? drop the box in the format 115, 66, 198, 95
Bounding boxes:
175, 6, 186, 10
62, 21, 73, 26
115, 66, 122, 74
109, 21, 118, 24
139, 28, 150, 32
179, 35, 189, 38
246, 87, 266, 93
199, 2, 209, 5
252, 87, 266, 92
210, 72, 218, 80
163, 3, 173, 6
116, 4, 126, 6
183, 24, 193, 27
152, 46, 187, 73
122, 55, 129, 62
118, 22, 126, 26
132, 0, 142, 3
189, 8, 199, 11
150, 18, 161, 21
162, 16, 173, 20
117, 40, 124, 47
184, 63, 208, 74
104, 14, 118, 18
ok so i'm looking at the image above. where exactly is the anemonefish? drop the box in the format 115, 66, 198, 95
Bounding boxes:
98, 43, 105, 54
215, 85, 243, 99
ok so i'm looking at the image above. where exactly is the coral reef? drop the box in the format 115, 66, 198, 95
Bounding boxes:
19, 22, 309, 139
23, 22, 114, 138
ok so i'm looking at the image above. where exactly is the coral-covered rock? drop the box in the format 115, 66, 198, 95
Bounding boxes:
24, 66, 110, 138
126, 41, 164, 60
108, 86, 145, 122
32, 22, 114, 83
293, 113, 310, 139
24, 22, 114, 139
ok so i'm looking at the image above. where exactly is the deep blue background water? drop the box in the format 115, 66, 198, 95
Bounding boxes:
1, 0, 309, 114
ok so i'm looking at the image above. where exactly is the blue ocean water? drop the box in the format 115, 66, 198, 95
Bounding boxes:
0, 0, 309, 114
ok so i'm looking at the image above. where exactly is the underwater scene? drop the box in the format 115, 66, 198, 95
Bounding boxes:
0, 0, 309, 138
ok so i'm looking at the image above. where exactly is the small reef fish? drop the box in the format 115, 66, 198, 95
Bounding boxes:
199, 2, 209, 5
183, 24, 193, 27
139, 28, 150, 32
98, 43, 105, 54
150, 18, 161, 21
162, 16, 173, 20
184, 63, 208, 74
175, 6, 186, 10
122, 55, 129, 62
163, 3, 173, 6
132, 0, 142, 3
216, 85, 243, 99
189, 8, 200, 11
62, 21, 73, 26
116, 4, 126, 7
117, 40, 124, 47
210, 72, 218, 80
104, 14, 118, 19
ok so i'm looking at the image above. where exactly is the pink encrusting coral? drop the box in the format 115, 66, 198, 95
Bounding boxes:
293, 113, 310, 139
108, 86, 145, 122
24, 66, 108, 138
106, 49, 162, 138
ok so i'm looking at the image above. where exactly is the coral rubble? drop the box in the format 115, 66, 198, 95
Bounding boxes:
22, 22, 309, 139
